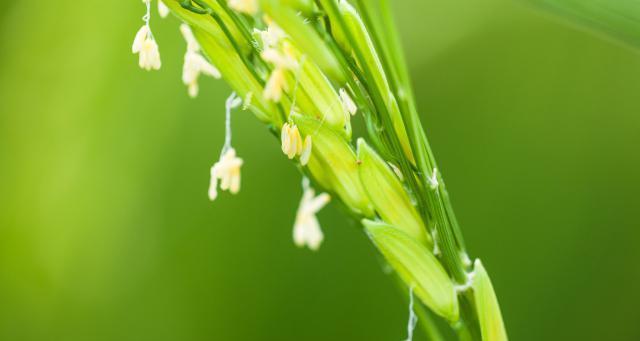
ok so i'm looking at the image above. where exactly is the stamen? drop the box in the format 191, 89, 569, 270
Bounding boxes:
403, 287, 418, 341
180, 24, 220, 97
300, 136, 312, 166
158, 0, 170, 18
223, 92, 242, 154
208, 92, 244, 201
293, 177, 330, 250
142, 0, 151, 28
132, 0, 161, 71
339, 88, 357, 116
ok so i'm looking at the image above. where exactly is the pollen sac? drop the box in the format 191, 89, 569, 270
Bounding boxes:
363, 219, 459, 322
473, 259, 508, 341
132, 25, 161, 71
281, 122, 303, 159
291, 113, 373, 217
357, 139, 430, 247
293, 180, 330, 251
158, 0, 170, 18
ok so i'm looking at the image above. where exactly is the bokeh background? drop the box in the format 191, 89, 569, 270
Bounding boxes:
1, 1, 639, 340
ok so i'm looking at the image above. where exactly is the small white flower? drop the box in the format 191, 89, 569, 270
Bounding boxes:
132, 25, 150, 53
228, 0, 258, 15
183, 51, 221, 97
339, 88, 357, 116
179, 23, 200, 52
208, 148, 243, 201
281, 122, 303, 159
158, 0, 170, 18
293, 179, 330, 251
133, 1, 161, 71
140, 39, 161, 71
132, 25, 162, 71
180, 24, 221, 97
255, 23, 287, 50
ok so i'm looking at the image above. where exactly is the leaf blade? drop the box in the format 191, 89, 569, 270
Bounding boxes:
531, 0, 640, 49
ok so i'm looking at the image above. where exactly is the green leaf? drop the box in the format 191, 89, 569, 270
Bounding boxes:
473, 259, 508, 341
531, 0, 640, 49
357, 138, 430, 246
363, 220, 459, 322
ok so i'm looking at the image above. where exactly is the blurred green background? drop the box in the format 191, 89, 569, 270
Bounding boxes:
1, 0, 639, 340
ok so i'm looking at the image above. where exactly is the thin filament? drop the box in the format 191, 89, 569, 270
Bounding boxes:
222, 91, 239, 154
403, 287, 418, 341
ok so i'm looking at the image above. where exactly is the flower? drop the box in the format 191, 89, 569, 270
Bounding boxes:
158, 0, 170, 18
281, 123, 312, 165
132, 25, 161, 71
208, 148, 243, 201
293, 179, 331, 251
133, 0, 161, 71
183, 51, 221, 97
281, 122, 303, 159
228, 0, 258, 15
179, 23, 200, 52
255, 23, 287, 50
339, 88, 357, 116
180, 24, 221, 97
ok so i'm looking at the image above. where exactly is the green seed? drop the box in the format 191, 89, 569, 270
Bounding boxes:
291, 114, 373, 217
357, 138, 430, 246
363, 219, 459, 322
